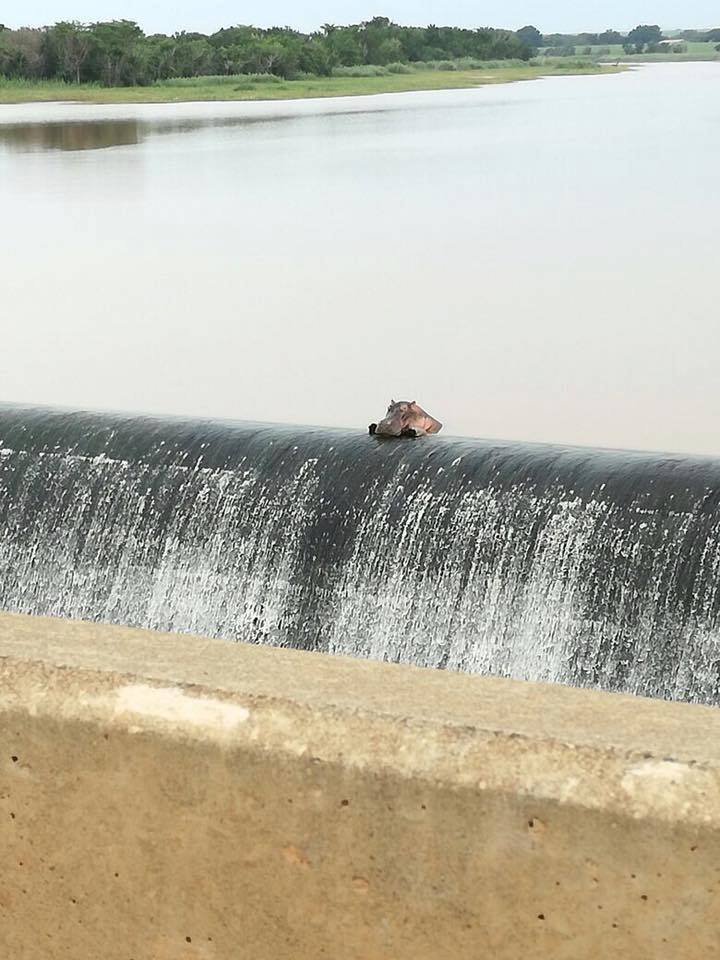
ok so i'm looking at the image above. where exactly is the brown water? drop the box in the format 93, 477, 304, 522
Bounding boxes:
1, 62, 718, 453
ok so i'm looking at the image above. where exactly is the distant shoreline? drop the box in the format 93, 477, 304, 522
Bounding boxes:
0, 63, 625, 106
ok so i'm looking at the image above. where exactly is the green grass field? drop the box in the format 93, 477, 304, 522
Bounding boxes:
0, 62, 623, 105
539, 41, 719, 62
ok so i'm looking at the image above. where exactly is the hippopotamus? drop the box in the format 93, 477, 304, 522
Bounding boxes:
369, 400, 443, 438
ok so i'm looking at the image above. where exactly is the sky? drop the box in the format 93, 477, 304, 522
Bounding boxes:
1, 1, 718, 34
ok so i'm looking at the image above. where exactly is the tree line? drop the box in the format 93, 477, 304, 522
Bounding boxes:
527, 24, 720, 55
0, 18, 531, 85
1, 18, 718, 86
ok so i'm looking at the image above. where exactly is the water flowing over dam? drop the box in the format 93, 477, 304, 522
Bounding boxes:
1, 403, 720, 704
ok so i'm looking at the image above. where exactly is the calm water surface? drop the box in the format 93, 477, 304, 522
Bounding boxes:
1, 63, 718, 453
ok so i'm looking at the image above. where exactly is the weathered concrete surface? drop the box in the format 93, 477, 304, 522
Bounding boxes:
1, 611, 719, 959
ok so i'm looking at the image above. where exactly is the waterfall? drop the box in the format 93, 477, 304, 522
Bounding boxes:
2, 402, 720, 704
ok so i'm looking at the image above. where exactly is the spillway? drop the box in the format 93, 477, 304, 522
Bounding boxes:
1, 402, 720, 704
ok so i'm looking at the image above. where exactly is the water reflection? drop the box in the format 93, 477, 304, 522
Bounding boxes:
0, 109, 384, 152
0, 119, 142, 151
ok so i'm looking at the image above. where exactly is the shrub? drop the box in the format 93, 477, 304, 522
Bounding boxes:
554, 59, 597, 70
332, 64, 388, 77
163, 73, 283, 87
449, 57, 484, 70
545, 45, 577, 57
386, 62, 413, 74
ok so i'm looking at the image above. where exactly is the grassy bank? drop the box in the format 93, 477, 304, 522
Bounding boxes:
601, 50, 720, 63
0, 61, 622, 105
539, 40, 719, 63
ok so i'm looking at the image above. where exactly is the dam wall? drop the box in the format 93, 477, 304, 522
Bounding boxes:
1, 611, 719, 959
2, 403, 720, 703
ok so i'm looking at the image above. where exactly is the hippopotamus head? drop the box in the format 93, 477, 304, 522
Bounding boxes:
374, 400, 443, 437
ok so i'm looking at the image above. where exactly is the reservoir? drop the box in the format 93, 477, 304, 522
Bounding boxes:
0, 62, 718, 454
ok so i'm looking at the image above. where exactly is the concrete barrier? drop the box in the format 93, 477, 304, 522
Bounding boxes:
1, 610, 719, 959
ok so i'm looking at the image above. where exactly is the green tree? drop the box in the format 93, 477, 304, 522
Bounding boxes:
598, 30, 623, 45
0, 28, 45, 77
86, 20, 144, 85
516, 25, 543, 50
172, 35, 214, 77
627, 24, 663, 48
300, 37, 334, 76
319, 25, 362, 66
144, 35, 178, 80
359, 16, 395, 64
45, 21, 93, 83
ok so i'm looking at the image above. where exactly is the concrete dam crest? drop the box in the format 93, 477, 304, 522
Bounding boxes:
1, 402, 719, 704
